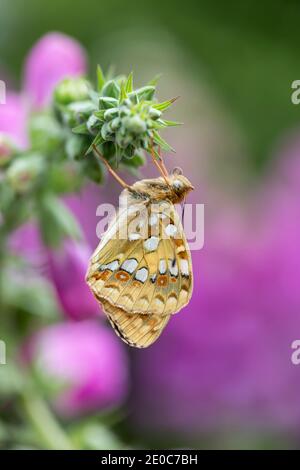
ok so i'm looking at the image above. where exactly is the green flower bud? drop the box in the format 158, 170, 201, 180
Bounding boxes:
54, 78, 89, 105
86, 114, 100, 135
115, 131, 132, 148
99, 97, 119, 110
110, 117, 121, 131
149, 107, 162, 120
124, 145, 134, 158
123, 98, 132, 108
104, 108, 119, 121
119, 106, 131, 118
29, 114, 64, 153
68, 101, 95, 115
6, 154, 45, 194
101, 122, 113, 140
123, 115, 147, 134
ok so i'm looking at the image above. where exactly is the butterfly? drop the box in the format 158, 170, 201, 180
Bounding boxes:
86, 147, 194, 348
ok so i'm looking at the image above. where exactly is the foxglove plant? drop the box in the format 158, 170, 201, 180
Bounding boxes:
0, 31, 180, 450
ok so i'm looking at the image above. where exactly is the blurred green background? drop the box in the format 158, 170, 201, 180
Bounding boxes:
1, 0, 299, 169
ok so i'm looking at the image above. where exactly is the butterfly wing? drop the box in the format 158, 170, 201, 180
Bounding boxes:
86, 192, 193, 347
87, 195, 149, 307
101, 299, 170, 348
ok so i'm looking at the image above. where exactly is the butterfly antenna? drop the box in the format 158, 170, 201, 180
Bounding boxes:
93, 145, 129, 189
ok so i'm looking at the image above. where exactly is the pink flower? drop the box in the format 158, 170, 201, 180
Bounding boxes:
9, 222, 46, 267
24, 321, 129, 417
0, 91, 27, 148
47, 239, 99, 321
23, 32, 87, 108
130, 149, 300, 443
3, 33, 99, 321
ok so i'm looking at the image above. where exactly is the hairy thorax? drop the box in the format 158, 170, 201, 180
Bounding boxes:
128, 174, 194, 204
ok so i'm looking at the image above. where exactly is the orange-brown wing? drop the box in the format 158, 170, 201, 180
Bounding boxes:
101, 299, 170, 348
87, 200, 193, 316
86, 196, 193, 347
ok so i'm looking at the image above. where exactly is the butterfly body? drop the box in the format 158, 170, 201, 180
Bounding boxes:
86, 173, 194, 348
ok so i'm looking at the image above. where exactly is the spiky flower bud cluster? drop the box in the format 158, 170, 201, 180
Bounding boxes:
53, 67, 180, 173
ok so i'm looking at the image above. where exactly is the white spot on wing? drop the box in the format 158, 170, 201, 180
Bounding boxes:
168, 259, 178, 276
144, 236, 159, 252
180, 259, 189, 276
165, 224, 177, 237
106, 260, 119, 271
159, 259, 167, 274
121, 258, 138, 273
135, 267, 148, 283
129, 232, 141, 241
149, 214, 158, 226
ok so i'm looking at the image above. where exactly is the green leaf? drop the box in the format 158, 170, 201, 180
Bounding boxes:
85, 133, 104, 155
99, 97, 119, 110
122, 150, 146, 168
149, 145, 161, 160
134, 85, 155, 101
97, 64, 105, 92
80, 152, 104, 184
159, 119, 183, 127
88, 89, 101, 106
65, 134, 87, 160
94, 110, 105, 120
38, 194, 82, 247
119, 80, 127, 102
152, 130, 174, 152
101, 80, 120, 99
152, 96, 178, 112
72, 122, 89, 135
125, 72, 133, 93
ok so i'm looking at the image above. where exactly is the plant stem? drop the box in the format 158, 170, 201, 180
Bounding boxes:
21, 387, 76, 450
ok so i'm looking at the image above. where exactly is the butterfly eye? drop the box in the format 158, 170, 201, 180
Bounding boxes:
172, 167, 183, 176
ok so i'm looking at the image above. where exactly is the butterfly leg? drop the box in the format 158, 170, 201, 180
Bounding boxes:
158, 146, 169, 177
92, 145, 129, 189
149, 144, 171, 188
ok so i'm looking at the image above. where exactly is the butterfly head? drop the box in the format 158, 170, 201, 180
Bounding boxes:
167, 167, 194, 203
